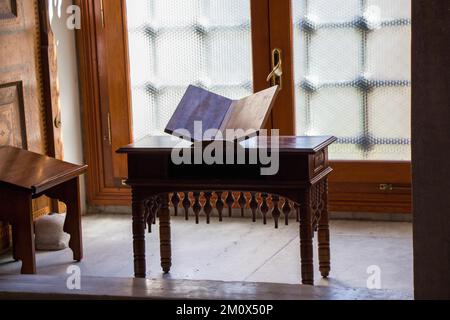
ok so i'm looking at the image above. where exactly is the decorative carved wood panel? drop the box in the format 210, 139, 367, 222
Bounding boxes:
0, 0, 17, 20
0, 82, 27, 148
0, 0, 53, 252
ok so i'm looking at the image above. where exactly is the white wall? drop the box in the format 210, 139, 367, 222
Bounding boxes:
48, 0, 86, 212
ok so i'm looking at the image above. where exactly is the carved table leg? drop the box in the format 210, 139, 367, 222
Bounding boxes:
299, 188, 314, 285
318, 179, 331, 278
132, 188, 146, 278
159, 193, 172, 273
15, 195, 36, 274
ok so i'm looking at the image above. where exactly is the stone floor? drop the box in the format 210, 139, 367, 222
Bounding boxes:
0, 214, 413, 298
0, 275, 410, 300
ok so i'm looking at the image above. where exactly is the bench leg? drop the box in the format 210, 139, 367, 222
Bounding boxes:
15, 196, 36, 274
62, 178, 83, 261
11, 223, 18, 261
300, 190, 314, 285
159, 194, 172, 273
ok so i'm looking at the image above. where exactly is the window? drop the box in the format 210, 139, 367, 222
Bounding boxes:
126, 0, 254, 140
78, 0, 411, 212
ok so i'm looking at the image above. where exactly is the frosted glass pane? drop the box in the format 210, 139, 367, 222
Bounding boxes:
155, 88, 190, 131
206, 30, 252, 86
154, 30, 202, 85
293, 29, 307, 81
126, 0, 150, 29
153, 0, 198, 26
369, 87, 411, 139
126, 0, 253, 140
209, 87, 252, 102
309, 29, 360, 82
131, 88, 153, 141
292, 0, 306, 22
309, 0, 360, 22
295, 90, 308, 136
127, 31, 153, 85
308, 88, 361, 137
208, 0, 251, 25
367, 26, 411, 80
367, 0, 411, 20
329, 144, 364, 160
365, 145, 411, 161
293, 0, 411, 160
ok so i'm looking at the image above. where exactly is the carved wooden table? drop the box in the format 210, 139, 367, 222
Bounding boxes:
118, 135, 336, 285
0, 146, 87, 274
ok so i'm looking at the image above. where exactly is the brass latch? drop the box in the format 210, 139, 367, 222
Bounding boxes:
379, 184, 411, 191
379, 184, 394, 191
266, 48, 283, 89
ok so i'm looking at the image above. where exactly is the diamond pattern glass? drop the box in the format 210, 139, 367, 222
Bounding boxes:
126, 0, 253, 140
293, 0, 411, 160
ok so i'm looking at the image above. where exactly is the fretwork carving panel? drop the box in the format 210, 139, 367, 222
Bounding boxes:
145, 191, 306, 231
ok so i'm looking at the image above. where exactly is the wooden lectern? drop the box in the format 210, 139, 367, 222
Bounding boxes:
118, 85, 336, 285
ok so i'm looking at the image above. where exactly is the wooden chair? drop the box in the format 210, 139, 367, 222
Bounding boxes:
0, 146, 87, 274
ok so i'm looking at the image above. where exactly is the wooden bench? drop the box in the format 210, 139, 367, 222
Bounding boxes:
0, 146, 87, 274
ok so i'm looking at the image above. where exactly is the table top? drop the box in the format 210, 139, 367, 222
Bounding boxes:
0, 146, 87, 194
117, 135, 337, 154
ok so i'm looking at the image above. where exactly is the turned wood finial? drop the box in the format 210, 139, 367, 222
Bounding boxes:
226, 191, 235, 218
282, 198, 292, 226
204, 192, 213, 224
238, 192, 247, 217
193, 192, 201, 224
215, 191, 224, 222
272, 195, 281, 229
144, 198, 153, 233
182, 192, 191, 221
295, 203, 300, 222
151, 197, 160, 224
171, 193, 180, 216
250, 192, 258, 223
260, 193, 269, 225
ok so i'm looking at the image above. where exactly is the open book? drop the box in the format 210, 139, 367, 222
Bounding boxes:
165, 85, 279, 142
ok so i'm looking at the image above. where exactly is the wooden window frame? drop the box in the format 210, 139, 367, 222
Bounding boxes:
76, 0, 411, 214
75, 0, 131, 205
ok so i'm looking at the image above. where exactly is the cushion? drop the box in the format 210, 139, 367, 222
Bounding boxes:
35, 214, 70, 251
